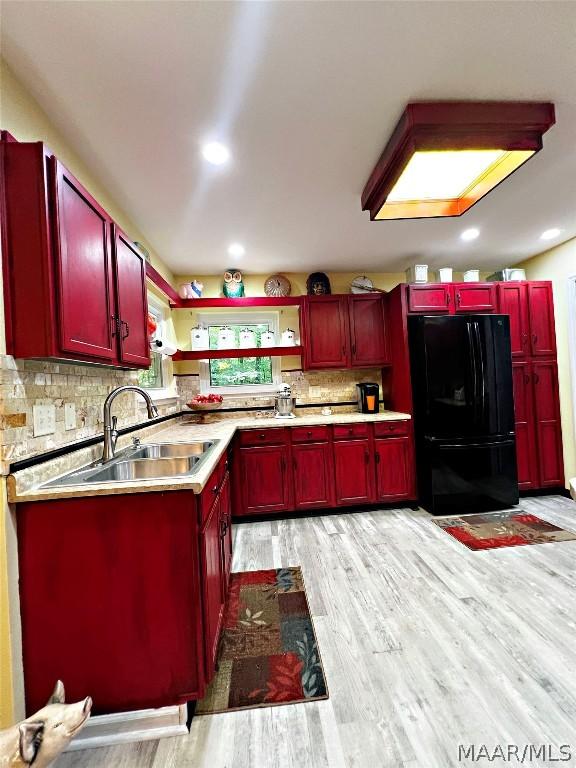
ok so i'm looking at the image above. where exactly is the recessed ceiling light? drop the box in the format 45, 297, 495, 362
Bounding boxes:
201, 142, 230, 166
362, 101, 555, 220
227, 243, 245, 258
540, 228, 561, 240
461, 228, 480, 242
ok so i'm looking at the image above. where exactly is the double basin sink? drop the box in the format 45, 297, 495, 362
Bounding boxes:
44, 440, 219, 488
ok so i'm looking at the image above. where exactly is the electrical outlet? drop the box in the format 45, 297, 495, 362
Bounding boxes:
64, 403, 76, 431
33, 404, 56, 437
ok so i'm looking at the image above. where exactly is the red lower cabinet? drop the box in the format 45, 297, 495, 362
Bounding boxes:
512, 362, 538, 490
374, 437, 415, 501
333, 438, 375, 505
200, 494, 225, 679
238, 444, 292, 515
220, 472, 233, 593
292, 442, 334, 510
532, 360, 564, 487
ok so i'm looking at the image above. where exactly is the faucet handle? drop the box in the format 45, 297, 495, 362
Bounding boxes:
111, 416, 118, 433
132, 436, 141, 447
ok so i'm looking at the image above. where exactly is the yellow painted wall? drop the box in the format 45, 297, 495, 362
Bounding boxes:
0, 58, 176, 724
518, 238, 576, 486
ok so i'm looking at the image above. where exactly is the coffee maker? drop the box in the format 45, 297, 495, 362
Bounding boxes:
356, 383, 380, 414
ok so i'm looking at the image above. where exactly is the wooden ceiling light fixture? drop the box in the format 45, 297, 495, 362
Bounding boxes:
361, 102, 555, 220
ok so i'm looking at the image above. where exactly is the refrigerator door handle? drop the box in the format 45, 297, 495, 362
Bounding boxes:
474, 321, 486, 423
466, 322, 479, 421
438, 440, 516, 449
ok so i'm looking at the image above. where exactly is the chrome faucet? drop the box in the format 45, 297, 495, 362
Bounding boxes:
101, 386, 159, 462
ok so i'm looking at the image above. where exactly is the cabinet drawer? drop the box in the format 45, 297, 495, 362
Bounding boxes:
333, 423, 370, 440
291, 425, 330, 443
374, 420, 409, 437
238, 428, 288, 446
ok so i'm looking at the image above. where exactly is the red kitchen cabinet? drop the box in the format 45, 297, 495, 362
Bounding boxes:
453, 283, 496, 313
301, 296, 350, 369
113, 227, 151, 367
528, 282, 556, 357
17, 491, 205, 716
511, 361, 538, 489
532, 360, 564, 487
498, 283, 530, 358
200, 494, 225, 678
301, 295, 389, 370
348, 294, 389, 366
238, 444, 292, 514
407, 284, 452, 313
1, 141, 150, 368
292, 441, 334, 510
374, 437, 415, 501
333, 438, 375, 505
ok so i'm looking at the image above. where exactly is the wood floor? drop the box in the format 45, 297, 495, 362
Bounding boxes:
57, 495, 576, 768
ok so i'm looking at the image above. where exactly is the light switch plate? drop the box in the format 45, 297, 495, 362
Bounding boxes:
33, 404, 56, 437
64, 403, 76, 431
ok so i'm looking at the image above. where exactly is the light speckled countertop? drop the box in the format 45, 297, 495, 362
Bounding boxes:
8, 410, 411, 503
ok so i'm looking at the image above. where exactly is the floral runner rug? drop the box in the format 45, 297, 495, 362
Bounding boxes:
196, 567, 328, 714
432, 511, 576, 551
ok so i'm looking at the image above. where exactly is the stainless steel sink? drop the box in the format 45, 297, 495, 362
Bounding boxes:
43, 440, 218, 488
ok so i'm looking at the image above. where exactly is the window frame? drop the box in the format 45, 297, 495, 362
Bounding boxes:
138, 294, 177, 403
198, 311, 282, 395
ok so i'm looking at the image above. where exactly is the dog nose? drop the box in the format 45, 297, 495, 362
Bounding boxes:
83, 697, 92, 714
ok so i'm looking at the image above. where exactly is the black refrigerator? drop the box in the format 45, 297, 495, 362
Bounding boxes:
408, 314, 519, 515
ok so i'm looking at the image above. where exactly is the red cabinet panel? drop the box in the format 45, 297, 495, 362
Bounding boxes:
527, 282, 556, 357
511, 362, 538, 490
200, 496, 225, 679
454, 283, 496, 313
408, 285, 452, 313
333, 439, 375, 505
301, 296, 349, 369
220, 472, 233, 593
18, 492, 204, 716
532, 360, 564, 487
292, 442, 334, 510
348, 294, 389, 366
114, 227, 151, 367
498, 283, 530, 358
238, 445, 292, 514
374, 437, 415, 501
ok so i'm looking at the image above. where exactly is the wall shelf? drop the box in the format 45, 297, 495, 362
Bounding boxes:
173, 346, 302, 361
175, 296, 302, 309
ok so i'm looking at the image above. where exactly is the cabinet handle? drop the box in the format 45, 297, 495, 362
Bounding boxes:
533, 373, 540, 384
348, 428, 353, 435
259, 433, 266, 440
352, 343, 356, 355
307, 430, 312, 437
121, 320, 130, 339
524, 374, 530, 385
212, 484, 218, 494
364, 450, 370, 464
522, 332, 528, 350
456, 292, 461, 307
375, 452, 380, 464
111, 315, 120, 337
342, 345, 346, 356
532, 333, 538, 345
447, 293, 451, 306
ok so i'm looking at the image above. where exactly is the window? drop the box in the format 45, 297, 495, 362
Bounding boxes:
198, 313, 281, 395
138, 295, 177, 401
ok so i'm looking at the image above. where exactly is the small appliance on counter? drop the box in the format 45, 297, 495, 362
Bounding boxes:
356, 382, 380, 414
274, 384, 296, 419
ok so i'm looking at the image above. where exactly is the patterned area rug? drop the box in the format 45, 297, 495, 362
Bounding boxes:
196, 567, 328, 714
433, 511, 576, 551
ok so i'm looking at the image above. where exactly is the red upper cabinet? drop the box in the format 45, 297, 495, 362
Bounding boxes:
1, 141, 150, 368
527, 282, 556, 357
113, 227, 151, 367
453, 283, 496, 313
52, 159, 117, 361
498, 283, 530, 357
408, 284, 452, 313
301, 295, 389, 370
348, 294, 389, 366
301, 296, 350, 369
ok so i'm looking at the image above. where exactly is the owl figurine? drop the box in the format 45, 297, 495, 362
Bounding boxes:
223, 269, 245, 298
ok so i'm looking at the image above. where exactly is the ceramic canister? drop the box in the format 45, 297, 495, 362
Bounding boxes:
191, 325, 209, 350
261, 330, 276, 348
239, 328, 256, 349
217, 326, 235, 350
281, 328, 296, 346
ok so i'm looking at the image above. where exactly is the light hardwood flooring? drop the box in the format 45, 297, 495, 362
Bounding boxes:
57, 495, 576, 768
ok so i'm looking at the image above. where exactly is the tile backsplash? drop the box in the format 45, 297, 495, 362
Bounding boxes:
0, 356, 178, 472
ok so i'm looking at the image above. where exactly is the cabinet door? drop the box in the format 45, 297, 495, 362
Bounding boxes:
220, 472, 233, 593
408, 285, 452, 313
532, 360, 564, 487
511, 361, 538, 490
348, 295, 389, 366
301, 296, 349, 369
333, 439, 374, 505
374, 437, 415, 501
498, 283, 529, 358
114, 227, 151, 367
527, 282, 556, 357
200, 498, 225, 678
238, 445, 292, 514
52, 158, 117, 361
292, 442, 334, 510
454, 283, 497, 313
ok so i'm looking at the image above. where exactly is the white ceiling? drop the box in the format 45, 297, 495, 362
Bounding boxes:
2, 1, 576, 275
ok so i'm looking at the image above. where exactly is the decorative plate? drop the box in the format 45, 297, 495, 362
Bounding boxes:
351, 275, 374, 293
264, 274, 291, 297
